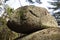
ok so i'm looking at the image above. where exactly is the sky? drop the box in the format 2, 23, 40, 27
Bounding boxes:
5, 0, 53, 9
0, 0, 59, 17
0, 0, 57, 15
5, 0, 56, 14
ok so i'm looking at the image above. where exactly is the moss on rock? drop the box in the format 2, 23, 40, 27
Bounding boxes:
0, 17, 20, 40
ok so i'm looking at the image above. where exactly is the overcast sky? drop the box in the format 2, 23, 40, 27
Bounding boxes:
6, 0, 56, 14
5, 0, 56, 14
5, 0, 54, 9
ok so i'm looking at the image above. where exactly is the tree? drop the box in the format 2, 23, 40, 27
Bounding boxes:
36, 0, 42, 4
48, 0, 60, 11
48, 0, 60, 25
27, 0, 34, 3
26, 0, 42, 5
0, 0, 8, 14
5, 0, 8, 3
18, 0, 22, 6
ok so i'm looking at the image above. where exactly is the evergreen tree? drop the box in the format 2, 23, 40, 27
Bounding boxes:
36, 0, 41, 4
48, 0, 60, 11
48, 0, 60, 25
0, 0, 5, 17
5, 0, 8, 3
26, 0, 41, 4
27, 0, 34, 4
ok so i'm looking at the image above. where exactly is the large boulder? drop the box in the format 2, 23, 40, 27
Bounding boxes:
16, 27, 60, 40
7, 5, 58, 34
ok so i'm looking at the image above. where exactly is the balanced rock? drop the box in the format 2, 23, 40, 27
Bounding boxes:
7, 5, 58, 34
16, 27, 60, 40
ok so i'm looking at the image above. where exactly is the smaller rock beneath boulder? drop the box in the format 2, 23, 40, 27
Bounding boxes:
16, 27, 60, 40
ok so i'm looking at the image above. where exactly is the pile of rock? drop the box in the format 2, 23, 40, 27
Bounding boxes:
6, 5, 60, 40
